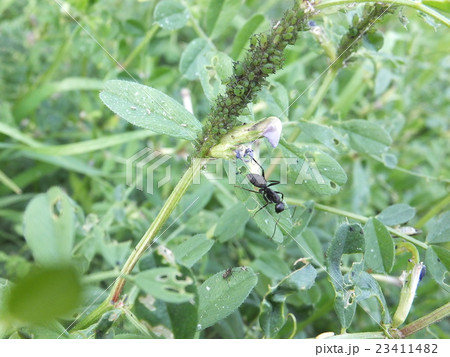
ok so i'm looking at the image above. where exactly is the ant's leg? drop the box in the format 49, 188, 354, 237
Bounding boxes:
270, 216, 281, 240
234, 185, 260, 194
267, 180, 280, 188
251, 157, 266, 178
254, 202, 269, 216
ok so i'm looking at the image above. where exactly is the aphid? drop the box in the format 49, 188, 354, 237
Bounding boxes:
130, 106, 137, 110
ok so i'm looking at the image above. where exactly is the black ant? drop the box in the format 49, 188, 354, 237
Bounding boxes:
240, 157, 285, 215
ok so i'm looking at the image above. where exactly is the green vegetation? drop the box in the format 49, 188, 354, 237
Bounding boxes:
0, 0, 449, 339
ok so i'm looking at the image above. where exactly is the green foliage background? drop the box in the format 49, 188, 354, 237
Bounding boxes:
0, 0, 448, 339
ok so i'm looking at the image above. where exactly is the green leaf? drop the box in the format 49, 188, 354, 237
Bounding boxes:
281, 264, 317, 291
230, 14, 265, 59
23, 187, 77, 265
281, 140, 348, 195
298, 120, 348, 154
291, 200, 315, 237
296, 229, 324, 266
198, 51, 233, 102
353, 271, 391, 325
205, 0, 240, 39
340, 120, 392, 154
153, 0, 189, 31
133, 267, 195, 303
364, 218, 395, 273
376, 203, 416, 226
259, 293, 286, 338
426, 211, 450, 243
327, 223, 365, 329
172, 234, 214, 268
215, 202, 250, 242
252, 252, 291, 282
198, 267, 258, 329
100, 80, 202, 140
425, 246, 450, 292
5, 265, 82, 323
179, 38, 213, 80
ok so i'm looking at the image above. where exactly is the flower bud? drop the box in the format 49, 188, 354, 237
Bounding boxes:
209, 116, 282, 159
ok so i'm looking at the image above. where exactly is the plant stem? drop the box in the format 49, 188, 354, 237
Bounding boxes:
391, 302, 450, 338
415, 194, 450, 229
122, 25, 159, 69
109, 158, 205, 303
286, 198, 429, 249
315, 0, 450, 27
72, 158, 205, 330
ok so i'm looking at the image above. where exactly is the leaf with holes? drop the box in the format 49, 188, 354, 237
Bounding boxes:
23, 187, 77, 265
132, 267, 195, 304
327, 223, 365, 329
281, 140, 347, 195
100, 80, 202, 140
339, 119, 392, 154
298, 120, 348, 153
198, 267, 258, 330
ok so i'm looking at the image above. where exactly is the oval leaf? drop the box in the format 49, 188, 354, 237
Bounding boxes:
172, 234, 214, 268
215, 202, 250, 242
364, 218, 395, 273
426, 211, 450, 243
281, 141, 347, 195
425, 245, 450, 292
23, 187, 76, 265
198, 267, 257, 330
340, 119, 392, 154
179, 38, 213, 80
100, 80, 202, 140
376, 203, 416, 226
154, 0, 189, 31
5, 266, 82, 323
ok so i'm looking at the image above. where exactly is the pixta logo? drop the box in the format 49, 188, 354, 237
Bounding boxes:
126, 147, 171, 194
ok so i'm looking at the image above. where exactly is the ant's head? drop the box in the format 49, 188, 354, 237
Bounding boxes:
275, 202, 285, 213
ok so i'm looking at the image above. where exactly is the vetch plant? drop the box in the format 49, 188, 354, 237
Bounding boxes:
0, 0, 449, 339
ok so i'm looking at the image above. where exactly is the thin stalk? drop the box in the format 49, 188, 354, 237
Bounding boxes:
286, 198, 429, 249
122, 25, 159, 69
315, 0, 450, 27
391, 302, 450, 338
73, 159, 205, 330
415, 194, 450, 229
109, 158, 205, 303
